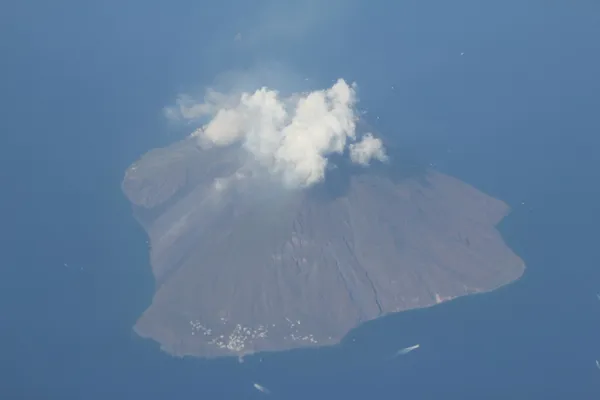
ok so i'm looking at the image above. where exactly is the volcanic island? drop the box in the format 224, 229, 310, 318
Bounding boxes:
122, 137, 525, 359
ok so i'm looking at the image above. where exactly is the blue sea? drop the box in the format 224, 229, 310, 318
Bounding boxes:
2, 1, 599, 398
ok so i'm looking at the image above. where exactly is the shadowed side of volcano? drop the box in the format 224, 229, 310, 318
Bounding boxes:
122, 137, 525, 359
308, 140, 429, 202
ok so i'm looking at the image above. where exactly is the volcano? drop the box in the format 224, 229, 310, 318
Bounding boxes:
122, 137, 524, 359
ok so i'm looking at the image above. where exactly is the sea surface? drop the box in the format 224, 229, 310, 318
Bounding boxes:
2, 1, 600, 398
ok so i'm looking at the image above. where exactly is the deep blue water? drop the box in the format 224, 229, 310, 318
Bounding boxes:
2, 1, 600, 398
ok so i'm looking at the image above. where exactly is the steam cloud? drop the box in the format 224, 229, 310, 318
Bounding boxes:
349, 133, 388, 166
166, 78, 387, 188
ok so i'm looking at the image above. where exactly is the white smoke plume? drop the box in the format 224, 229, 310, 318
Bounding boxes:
349, 133, 388, 166
166, 78, 387, 189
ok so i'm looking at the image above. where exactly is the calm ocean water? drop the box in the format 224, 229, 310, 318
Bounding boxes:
2, 1, 599, 398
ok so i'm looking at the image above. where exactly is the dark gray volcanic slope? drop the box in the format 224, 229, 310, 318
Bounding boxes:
122, 137, 525, 358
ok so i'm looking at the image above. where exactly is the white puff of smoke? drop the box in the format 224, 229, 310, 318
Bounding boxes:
349, 133, 388, 166
167, 78, 387, 188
